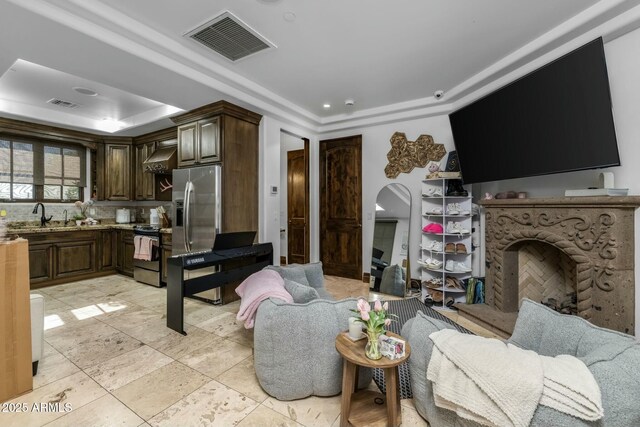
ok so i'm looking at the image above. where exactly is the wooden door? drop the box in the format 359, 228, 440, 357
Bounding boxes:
198, 117, 220, 164
98, 231, 115, 271
287, 142, 309, 264
134, 144, 145, 200
177, 122, 198, 167
28, 243, 53, 284
319, 135, 362, 278
105, 144, 131, 201
54, 240, 96, 279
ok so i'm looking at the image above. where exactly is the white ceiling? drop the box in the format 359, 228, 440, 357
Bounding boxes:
1, 0, 640, 136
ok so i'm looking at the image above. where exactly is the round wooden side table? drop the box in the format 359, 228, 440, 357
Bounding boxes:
335, 331, 411, 427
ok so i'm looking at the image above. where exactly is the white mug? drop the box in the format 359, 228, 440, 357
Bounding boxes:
348, 317, 362, 339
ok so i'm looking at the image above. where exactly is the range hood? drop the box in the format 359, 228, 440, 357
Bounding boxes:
143, 146, 177, 173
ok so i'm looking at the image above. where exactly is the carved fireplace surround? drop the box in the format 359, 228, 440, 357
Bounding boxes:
458, 197, 640, 337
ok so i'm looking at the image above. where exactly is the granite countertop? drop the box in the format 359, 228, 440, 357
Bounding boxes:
7, 221, 172, 234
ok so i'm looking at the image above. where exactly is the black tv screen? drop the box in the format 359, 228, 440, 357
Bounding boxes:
449, 38, 620, 184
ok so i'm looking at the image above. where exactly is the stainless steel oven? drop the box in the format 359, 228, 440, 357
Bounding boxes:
133, 225, 162, 287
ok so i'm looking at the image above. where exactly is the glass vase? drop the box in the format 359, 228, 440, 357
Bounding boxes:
365, 330, 382, 360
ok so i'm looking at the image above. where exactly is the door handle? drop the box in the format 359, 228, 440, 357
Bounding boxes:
183, 181, 193, 253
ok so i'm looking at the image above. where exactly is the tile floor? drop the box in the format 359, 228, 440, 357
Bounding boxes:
2, 274, 495, 427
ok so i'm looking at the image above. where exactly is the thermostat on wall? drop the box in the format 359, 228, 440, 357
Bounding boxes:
270, 185, 278, 194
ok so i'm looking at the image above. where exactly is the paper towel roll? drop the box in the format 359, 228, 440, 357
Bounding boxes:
599, 172, 614, 189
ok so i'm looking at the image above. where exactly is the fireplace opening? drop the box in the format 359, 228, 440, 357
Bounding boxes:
502, 240, 577, 315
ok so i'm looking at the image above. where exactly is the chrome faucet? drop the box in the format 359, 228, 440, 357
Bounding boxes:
63, 209, 69, 226
32, 203, 52, 227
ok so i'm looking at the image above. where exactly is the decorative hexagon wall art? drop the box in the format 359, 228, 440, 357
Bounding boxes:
384, 132, 447, 178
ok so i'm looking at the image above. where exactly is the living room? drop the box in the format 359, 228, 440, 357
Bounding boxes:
0, 0, 640, 425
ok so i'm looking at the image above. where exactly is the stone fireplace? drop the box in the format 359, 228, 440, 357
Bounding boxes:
457, 197, 640, 337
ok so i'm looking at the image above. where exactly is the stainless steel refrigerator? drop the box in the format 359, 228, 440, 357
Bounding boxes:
172, 164, 222, 301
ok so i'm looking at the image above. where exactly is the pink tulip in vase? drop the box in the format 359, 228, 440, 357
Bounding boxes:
352, 299, 397, 360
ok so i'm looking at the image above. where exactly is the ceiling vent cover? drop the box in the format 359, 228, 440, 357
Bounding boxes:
185, 11, 275, 61
47, 98, 79, 109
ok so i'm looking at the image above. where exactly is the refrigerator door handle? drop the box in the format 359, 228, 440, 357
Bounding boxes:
183, 181, 193, 253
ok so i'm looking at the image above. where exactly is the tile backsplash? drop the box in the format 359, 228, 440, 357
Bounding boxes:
0, 201, 173, 225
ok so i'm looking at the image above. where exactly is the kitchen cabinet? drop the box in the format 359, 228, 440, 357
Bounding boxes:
98, 230, 115, 270
104, 143, 132, 201
116, 229, 135, 277
177, 117, 220, 167
172, 101, 261, 234
24, 230, 107, 288
134, 141, 156, 200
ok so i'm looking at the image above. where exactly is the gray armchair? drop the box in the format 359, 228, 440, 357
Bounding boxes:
253, 262, 372, 400
401, 299, 640, 427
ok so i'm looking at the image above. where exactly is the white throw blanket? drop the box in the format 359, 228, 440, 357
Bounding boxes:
427, 329, 603, 427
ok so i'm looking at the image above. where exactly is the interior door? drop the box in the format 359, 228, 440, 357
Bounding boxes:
319, 135, 362, 279
287, 141, 309, 264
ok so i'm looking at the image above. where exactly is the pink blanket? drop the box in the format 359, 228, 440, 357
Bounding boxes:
236, 269, 293, 329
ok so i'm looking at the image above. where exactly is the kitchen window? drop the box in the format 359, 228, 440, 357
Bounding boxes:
0, 138, 86, 202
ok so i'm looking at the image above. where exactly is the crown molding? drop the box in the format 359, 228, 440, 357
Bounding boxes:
7, 0, 640, 135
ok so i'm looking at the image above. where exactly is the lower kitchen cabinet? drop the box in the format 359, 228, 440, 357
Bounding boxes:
23, 228, 136, 288
161, 232, 172, 284
117, 229, 135, 277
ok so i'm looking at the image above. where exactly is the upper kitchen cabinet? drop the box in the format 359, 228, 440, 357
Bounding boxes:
103, 141, 132, 201
134, 142, 156, 200
171, 101, 262, 234
177, 117, 220, 167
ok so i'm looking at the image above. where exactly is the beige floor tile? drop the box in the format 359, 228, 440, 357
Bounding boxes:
216, 356, 268, 403
400, 403, 429, 426
237, 405, 304, 427
33, 343, 81, 389
262, 395, 342, 427
183, 300, 227, 326
100, 307, 174, 343
220, 299, 241, 313
43, 394, 143, 427
148, 380, 258, 427
146, 325, 219, 360
178, 337, 252, 378
45, 320, 143, 369
0, 371, 107, 427
110, 285, 163, 303
55, 289, 114, 309
130, 291, 167, 313
85, 345, 172, 392
113, 361, 211, 421
194, 309, 253, 348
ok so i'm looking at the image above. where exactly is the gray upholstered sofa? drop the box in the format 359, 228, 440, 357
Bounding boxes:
402, 298, 640, 427
253, 262, 372, 400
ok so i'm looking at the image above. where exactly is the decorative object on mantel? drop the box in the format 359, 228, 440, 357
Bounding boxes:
384, 132, 446, 179
351, 299, 398, 360
565, 171, 629, 196
494, 191, 518, 199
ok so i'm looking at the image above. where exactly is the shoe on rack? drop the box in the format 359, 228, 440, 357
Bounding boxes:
444, 260, 455, 272
453, 262, 471, 272
446, 203, 459, 215
455, 243, 468, 254
427, 289, 444, 303
423, 278, 443, 289
426, 207, 443, 215
425, 241, 443, 252
444, 242, 456, 253
446, 221, 469, 235
424, 258, 443, 270
424, 188, 443, 197
445, 276, 464, 290
457, 203, 470, 216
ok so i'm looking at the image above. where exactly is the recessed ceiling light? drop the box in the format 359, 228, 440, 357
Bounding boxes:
323, 103, 331, 109
283, 12, 296, 22
345, 99, 355, 106
73, 87, 98, 96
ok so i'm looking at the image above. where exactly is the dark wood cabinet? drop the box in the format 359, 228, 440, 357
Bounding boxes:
104, 143, 132, 201
98, 231, 115, 270
115, 229, 135, 277
177, 117, 220, 167
134, 142, 156, 200
54, 239, 96, 279
28, 243, 53, 284
172, 101, 261, 235
24, 230, 112, 289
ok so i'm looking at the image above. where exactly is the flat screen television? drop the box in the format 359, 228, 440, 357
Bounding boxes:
449, 38, 620, 184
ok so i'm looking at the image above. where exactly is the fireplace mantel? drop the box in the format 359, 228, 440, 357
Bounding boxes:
465, 196, 640, 336
480, 196, 640, 208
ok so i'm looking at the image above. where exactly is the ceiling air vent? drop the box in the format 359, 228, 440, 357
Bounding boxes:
47, 98, 79, 109
184, 11, 275, 61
